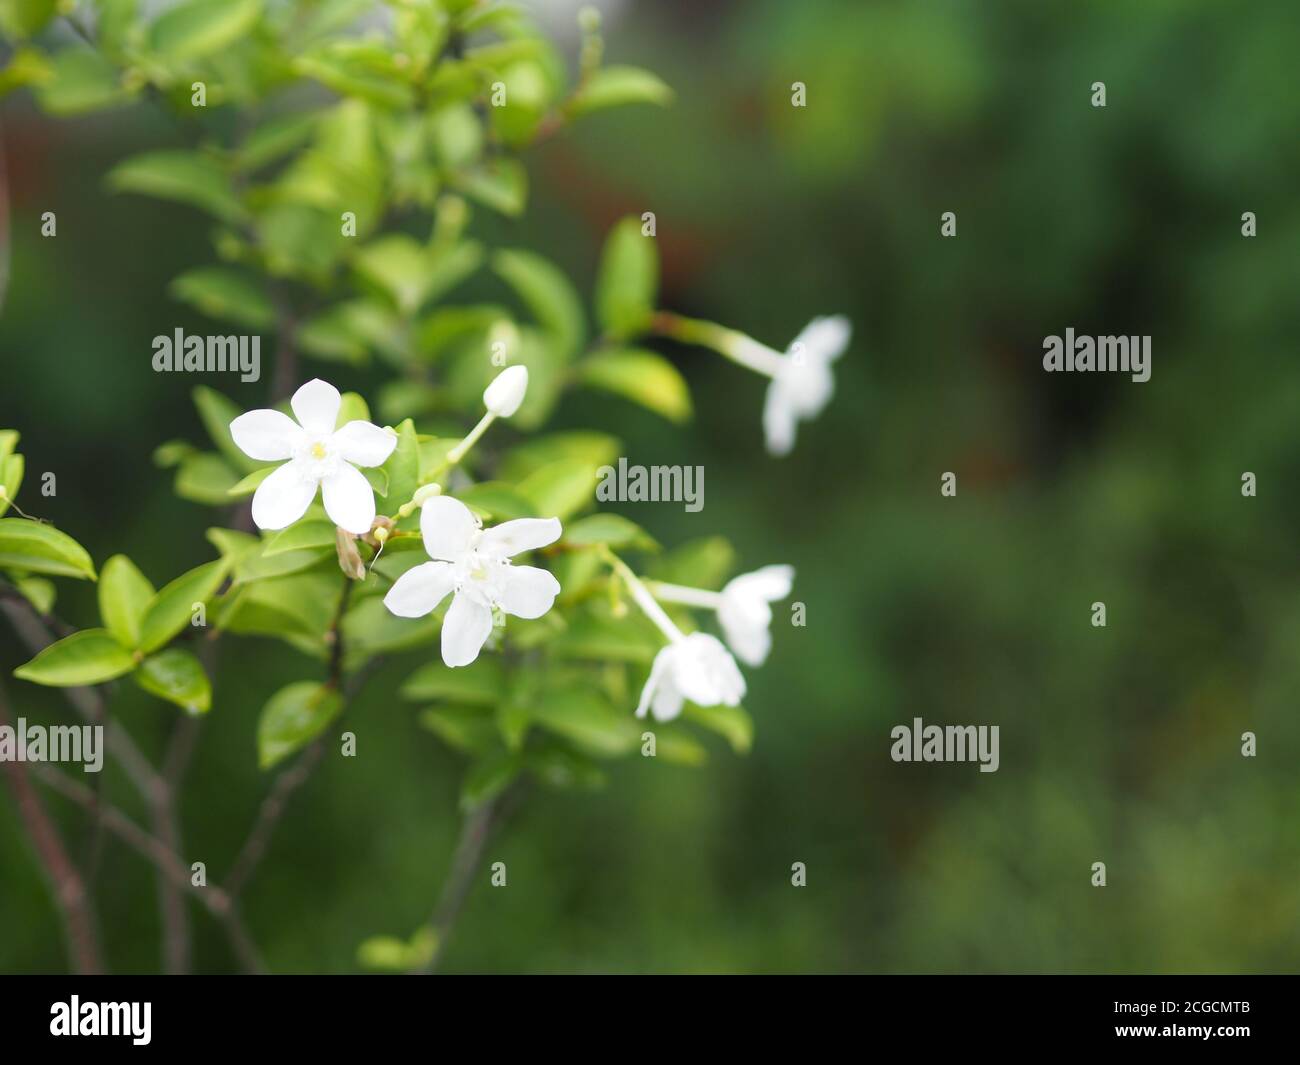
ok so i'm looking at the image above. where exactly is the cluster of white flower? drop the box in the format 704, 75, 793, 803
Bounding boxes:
229, 331, 813, 716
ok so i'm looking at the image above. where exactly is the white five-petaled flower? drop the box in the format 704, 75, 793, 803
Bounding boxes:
749, 315, 851, 457
649, 564, 794, 667
636, 633, 746, 723
383, 495, 562, 668
230, 379, 397, 535
717, 564, 794, 666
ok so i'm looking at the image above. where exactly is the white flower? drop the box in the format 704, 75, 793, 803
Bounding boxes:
636, 633, 746, 723
483, 365, 529, 418
717, 564, 794, 667
383, 495, 562, 668
758, 315, 851, 456
230, 379, 397, 535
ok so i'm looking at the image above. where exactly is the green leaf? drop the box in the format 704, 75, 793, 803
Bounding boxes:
354, 236, 482, 316
193, 386, 259, 472
683, 702, 753, 755
454, 482, 537, 522
152, 439, 196, 469
138, 558, 230, 654
516, 461, 600, 522
401, 656, 505, 704
451, 157, 527, 216
594, 216, 658, 339
35, 47, 130, 115
170, 267, 275, 329
0, 0, 57, 38
149, 0, 263, 62
235, 112, 320, 174
382, 420, 419, 510
15, 576, 55, 615
578, 348, 691, 423
491, 248, 584, 358
107, 150, 246, 224
0, 451, 24, 517
531, 685, 639, 757
0, 519, 96, 580
135, 648, 212, 714
257, 681, 342, 770
650, 536, 735, 590
568, 65, 673, 117
524, 742, 608, 791
460, 751, 519, 811
650, 726, 709, 767
264, 520, 336, 556
357, 926, 437, 971
418, 704, 498, 755
499, 431, 621, 482
552, 610, 661, 664
356, 935, 413, 971
563, 513, 658, 552
98, 555, 156, 649
174, 452, 241, 505
14, 629, 136, 687
227, 466, 274, 498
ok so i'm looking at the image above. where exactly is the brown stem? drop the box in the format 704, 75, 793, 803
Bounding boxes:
1, 590, 191, 972
417, 783, 523, 974
34, 765, 266, 974
224, 585, 370, 900
0, 680, 102, 973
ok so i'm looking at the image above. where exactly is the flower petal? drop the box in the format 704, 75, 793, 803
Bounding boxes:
718, 606, 771, 667
651, 678, 686, 721
230, 408, 302, 461
725, 564, 794, 604
383, 561, 456, 618
420, 495, 479, 562
332, 420, 397, 468
250, 461, 317, 531
636, 645, 674, 719
480, 516, 562, 558
791, 315, 851, 364
673, 633, 746, 707
291, 378, 341, 434
496, 564, 560, 619
441, 591, 494, 668
321, 462, 376, 534
762, 380, 798, 457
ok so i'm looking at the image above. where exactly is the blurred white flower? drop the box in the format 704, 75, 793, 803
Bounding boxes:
230, 379, 396, 535
483, 365, 529, 418
717, 564, 795, 666
758, 315, 851, 456
383, 495, 562, 668
636, 633, 746, 723
650, 564, 794, 667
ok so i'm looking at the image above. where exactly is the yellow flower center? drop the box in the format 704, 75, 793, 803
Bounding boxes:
310, 442, 327, 460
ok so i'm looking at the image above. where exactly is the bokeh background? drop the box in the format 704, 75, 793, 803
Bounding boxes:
3, 0, 1300, 973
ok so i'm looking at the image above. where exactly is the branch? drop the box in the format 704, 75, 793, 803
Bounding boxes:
33, 765, 267, 974
0, 679, 102, 973
223, 585, 374, 900
0, 589, 191, 972
417, 782, 524, 974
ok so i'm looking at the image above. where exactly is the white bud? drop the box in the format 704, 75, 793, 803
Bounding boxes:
483, 365, 529, 418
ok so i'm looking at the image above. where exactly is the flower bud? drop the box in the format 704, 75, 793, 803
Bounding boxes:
483, 365, 529, 418
335, 527, 367, 581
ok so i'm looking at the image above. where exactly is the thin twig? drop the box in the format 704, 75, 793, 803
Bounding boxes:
34, 765, 267, 974
223, 586, 372, 899
417, 782, 524, 974
1, 589, 191, 972
0, 680, 102, 973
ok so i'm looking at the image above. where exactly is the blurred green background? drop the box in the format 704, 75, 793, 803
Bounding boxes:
3, 0, 1300, 973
